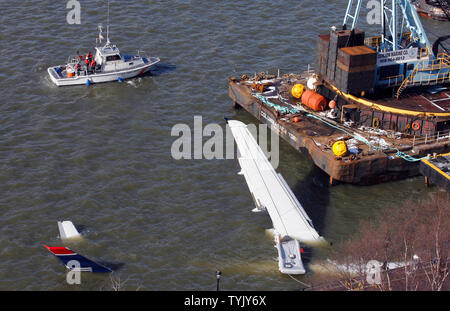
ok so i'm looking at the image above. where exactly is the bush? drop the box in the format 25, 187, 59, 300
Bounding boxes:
324, 192, 450, 291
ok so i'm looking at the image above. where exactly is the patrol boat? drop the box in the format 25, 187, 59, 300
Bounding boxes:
47, 25, 160, 86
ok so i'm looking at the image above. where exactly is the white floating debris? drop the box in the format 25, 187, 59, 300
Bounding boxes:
358, 126, 388, 136
346, 138, 360, 154
57, 221, 81, 240
369, 136, 390, 148
244, 79, 276, 84
263, 86, 276, 92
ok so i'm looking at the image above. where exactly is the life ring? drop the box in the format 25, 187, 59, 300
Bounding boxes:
412, 120, 421, 131
372, 117, 380, 128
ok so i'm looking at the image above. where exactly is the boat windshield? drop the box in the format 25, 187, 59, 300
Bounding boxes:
106, 54, 121, 61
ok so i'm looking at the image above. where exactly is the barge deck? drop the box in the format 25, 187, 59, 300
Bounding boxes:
228, 72, 450, 185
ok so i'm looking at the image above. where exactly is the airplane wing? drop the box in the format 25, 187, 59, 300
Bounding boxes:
43, 245, 112, 273
227, 119, 323, 244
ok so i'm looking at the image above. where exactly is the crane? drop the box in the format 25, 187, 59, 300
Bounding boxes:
343, 0, 432, 53
342, 0, 450, 97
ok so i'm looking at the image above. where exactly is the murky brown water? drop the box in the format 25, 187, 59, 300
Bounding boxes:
0, 0, 447, 290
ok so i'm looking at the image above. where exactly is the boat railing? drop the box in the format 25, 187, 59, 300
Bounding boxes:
419, 47, 430, 58
407, 71, 450, 87
386, 74, 404, 87
306, 64, 315, 75
396, 51, 450, 98
365, 35, 382, 48
67, 55, 80, 64
412, 128, 450, 147
437, 52, 450, 66
122, 54, 141, 62
365, 32, 413, 49
137, 50, 150, 60
244, 66, 316, 80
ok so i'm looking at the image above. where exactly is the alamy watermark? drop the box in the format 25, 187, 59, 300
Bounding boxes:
170, 116, 280, 169
366, 260, 382, 285
66, 0, 81, 25
366, 0, 382, 25
66, 260, 81, 285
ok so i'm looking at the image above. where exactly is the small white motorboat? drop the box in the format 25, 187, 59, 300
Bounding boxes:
47, 24, 159, 86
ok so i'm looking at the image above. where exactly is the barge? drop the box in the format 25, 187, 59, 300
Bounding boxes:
413, 0, 450, 21
228, 0, 450, 185
420, 152, 450, 190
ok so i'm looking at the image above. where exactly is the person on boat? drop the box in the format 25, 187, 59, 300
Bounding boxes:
75, 63, 81, 75
90, 59, 96, 73
85, 54, 90, 72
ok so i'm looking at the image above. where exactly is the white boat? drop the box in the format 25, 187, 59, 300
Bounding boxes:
227, 119, 325, 274
48, 23, 159, 86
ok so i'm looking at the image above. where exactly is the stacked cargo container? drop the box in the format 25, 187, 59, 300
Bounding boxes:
327, 29, 365, 81
316, 34, 330, 79
316, 29, 376, 95
335, 45, 377, 94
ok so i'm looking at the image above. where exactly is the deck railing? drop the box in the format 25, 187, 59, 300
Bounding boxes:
364, 33, 413, 49
396, 52, 450, 98
386, 74, 404, 87
411, 129, 450, 147
67, 55, 80, 64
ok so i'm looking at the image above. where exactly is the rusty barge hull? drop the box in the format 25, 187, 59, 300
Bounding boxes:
420, 152, 450, 190
228, 78, 450, 185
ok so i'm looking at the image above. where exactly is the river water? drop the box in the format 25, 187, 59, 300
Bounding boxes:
0, 1, 447, 290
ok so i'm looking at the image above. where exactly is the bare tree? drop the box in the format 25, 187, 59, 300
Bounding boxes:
315, 192, 449, 291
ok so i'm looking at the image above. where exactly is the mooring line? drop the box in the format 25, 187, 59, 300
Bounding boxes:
287, 274, 311, 288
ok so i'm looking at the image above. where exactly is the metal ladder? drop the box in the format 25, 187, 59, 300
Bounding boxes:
396, 52, 450, 98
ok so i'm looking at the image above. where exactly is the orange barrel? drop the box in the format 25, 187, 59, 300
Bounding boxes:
301, 90, 327, 111
67, 66, 75, 78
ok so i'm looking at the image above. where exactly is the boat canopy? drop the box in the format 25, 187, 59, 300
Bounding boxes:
94, 43, 121, 65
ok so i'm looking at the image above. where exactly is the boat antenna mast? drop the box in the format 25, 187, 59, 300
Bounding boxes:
106, 0, 110, 45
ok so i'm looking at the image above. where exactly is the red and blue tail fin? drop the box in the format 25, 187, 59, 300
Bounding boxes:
43, 245, 112, 273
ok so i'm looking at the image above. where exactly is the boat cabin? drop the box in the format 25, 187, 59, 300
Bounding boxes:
93, 42, 148, 72
94, 44, 121, 67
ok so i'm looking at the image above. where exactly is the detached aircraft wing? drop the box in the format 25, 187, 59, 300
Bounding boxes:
43, 245, 112, 273
227, 119, 323, 244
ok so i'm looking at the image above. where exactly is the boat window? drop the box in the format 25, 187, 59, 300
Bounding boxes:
106, 54, 121, 62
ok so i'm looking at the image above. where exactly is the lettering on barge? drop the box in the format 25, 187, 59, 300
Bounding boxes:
260, 110, 297, 145
377, 48, 420, 67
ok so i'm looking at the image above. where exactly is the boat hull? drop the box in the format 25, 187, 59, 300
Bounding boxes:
48, 58, 159, 86
413, 0, 449, 21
